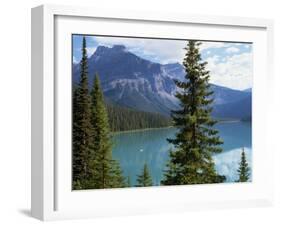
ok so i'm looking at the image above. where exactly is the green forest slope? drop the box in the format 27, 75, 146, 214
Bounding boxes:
106, 103, 172, 132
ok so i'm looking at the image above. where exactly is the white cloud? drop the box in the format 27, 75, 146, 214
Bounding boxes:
86, 47, 97, 57
206, 55, 220, 65
213, 148, 252, 182
200, 42, 231, 51
86, 37, 252, 90
205, 52, 253, 90
225, 46, 240, 53
72, 56, 78, 64
92, 36, 186, 64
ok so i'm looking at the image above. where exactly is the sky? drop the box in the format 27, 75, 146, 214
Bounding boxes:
72, 35, 253, 90
213, 147, 252, 182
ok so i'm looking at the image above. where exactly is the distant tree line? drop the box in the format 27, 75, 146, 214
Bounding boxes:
241, 115, 252, 122
106, 103, 172, 132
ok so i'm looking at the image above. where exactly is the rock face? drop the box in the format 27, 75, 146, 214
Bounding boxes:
73, 45, 251, 119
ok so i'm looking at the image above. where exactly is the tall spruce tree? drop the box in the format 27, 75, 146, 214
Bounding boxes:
90, 75, 125, 189
72, 37, 93, 189
236, 148, 250, 182
161, 41, 225, 185
136, 163, 153, 187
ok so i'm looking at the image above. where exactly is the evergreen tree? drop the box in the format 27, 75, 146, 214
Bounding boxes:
236, 148, 250, 182
90, 75, 125, 189
136, 163, 153, 187
109, 160, 126, 188
106, 103, 172, 132
126, 176, 131, 187
160, 149, 184, 185
162, 41, 225, 185
72, 37, 93, 189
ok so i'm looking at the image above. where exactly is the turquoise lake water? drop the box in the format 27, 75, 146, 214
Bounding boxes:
112, 122, 252, 186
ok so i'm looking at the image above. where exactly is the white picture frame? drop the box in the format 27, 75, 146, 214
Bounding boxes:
31, 4, 274, 221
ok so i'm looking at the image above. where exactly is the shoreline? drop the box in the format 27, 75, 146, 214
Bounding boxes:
112, 126, 173, 135
217, 119, 241, 124
112, 119, 249, 135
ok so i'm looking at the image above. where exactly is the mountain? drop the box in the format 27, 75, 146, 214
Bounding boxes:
73, 45, 181, 115
161, 63, 186, 81
73, 45, 251, 119
211, 84, 251, 105
243, 88, 252, 92
212, 93, 252, 120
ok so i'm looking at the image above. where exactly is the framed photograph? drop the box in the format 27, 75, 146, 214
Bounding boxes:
31, 4, 274, 221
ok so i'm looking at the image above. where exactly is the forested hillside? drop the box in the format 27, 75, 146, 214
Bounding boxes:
106, 103, 172, 132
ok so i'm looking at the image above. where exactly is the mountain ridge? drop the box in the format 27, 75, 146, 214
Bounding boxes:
73, 45, 251, 119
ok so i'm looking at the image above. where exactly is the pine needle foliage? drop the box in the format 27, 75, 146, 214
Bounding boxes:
162, 41, 225, 185
137, 163, 153, 187
72, 37, 126, 190
72, 37, 93, 189
89, 75, 126, 189
236, 148, 250, 182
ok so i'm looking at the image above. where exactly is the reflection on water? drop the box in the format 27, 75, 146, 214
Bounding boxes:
112, 122, 252, 186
